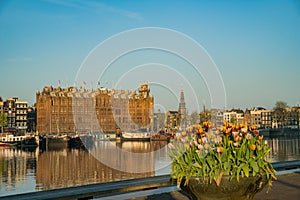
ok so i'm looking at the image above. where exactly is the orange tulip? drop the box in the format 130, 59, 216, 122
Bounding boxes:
257, 145, 262, 151
250, 144, 256, 151
217, 147, 224, 153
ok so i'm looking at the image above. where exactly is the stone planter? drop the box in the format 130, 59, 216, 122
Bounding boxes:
180, 174, 267, 200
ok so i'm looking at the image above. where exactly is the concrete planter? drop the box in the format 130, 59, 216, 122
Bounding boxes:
180, 174, 267, 200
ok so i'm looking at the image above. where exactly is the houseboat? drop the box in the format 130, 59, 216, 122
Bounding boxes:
0, 134, 38, 147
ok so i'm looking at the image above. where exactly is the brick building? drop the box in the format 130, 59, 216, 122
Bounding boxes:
36, 84, 154, 135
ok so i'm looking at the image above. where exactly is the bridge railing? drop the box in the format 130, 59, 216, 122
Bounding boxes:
1, 160, 300, 200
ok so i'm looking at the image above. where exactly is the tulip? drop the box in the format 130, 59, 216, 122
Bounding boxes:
232, 131, 239, 138
194, 140, 199, 147
234, 136, 242, 142
198, 144, 204, 150
246, 133, 252, 140
257, 145, 262, 151
250, 144, 256, 151
241, 127, 247, 134
198, 138, 202, 144
202, 137, 208, 144
204, 143, 210, 150
228, 140, 233, 146
217, 147, 224, 153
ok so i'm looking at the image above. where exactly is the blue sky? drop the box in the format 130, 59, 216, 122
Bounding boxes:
0, 0, 300, 112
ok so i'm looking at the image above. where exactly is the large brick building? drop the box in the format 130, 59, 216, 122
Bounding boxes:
36, 84, 154, 135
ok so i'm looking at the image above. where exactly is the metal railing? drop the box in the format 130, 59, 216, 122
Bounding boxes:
1, 160, 299, 200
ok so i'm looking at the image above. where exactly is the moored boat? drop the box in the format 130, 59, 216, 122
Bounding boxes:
21, 136, 38, 147
67, 134, 94, 149
0, 134, 26, 146
39, 134, 68, 150
0, 134, 39, 147
121, 132, 151, 142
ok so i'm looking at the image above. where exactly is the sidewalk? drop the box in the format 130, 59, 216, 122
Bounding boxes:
255, 172, 300, 200
101, 172, 300, 200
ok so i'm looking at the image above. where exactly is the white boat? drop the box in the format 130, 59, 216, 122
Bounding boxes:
121, 132, 151, 141
0, 134, 39, 147
0, 134, 26, 146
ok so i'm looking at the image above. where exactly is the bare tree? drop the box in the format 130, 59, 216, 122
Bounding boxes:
273, 101, 288, 128
274, 101, 288, 110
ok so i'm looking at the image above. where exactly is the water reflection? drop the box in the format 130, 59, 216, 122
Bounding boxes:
268, 137, 300, 162
36, 147, 153, 191
91, 141, 154, 173
0, 148, 37, 195
0, 138, 300, 197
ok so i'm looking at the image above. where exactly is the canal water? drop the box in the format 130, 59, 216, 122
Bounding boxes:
1, 137, 300, 197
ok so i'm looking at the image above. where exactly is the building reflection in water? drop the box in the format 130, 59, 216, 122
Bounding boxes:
267, 137, 300, 162
36, 141, 171, 191
0, 148, 37, 194
1, 138, 300, 196
89, 141, 159, 174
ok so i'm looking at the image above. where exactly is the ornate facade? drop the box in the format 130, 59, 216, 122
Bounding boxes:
36, 84, 154, 135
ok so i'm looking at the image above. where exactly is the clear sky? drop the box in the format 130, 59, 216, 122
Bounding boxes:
0, 0, 300, 112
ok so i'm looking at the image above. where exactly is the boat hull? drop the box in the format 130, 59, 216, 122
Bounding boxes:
21, 137, 38, 147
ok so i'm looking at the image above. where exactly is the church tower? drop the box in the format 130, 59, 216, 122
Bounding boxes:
178, 89, 187, 130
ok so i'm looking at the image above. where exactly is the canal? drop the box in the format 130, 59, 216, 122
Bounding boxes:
0, 137, 300, 197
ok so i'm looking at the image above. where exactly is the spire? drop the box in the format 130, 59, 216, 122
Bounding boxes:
178, 89, 187, 130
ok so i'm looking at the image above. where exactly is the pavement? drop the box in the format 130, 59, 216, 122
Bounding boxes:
254, 172, 300, 200
98, 171, 300, 200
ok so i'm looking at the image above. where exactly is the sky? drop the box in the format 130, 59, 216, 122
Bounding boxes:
0, 0, 300, 112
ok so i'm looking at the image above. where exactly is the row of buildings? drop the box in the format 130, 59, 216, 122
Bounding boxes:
205, 107, 300, 129
1, 84, 300, 135
158, 106, 300, 132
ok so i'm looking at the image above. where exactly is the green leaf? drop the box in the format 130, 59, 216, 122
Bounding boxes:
207, 157, 213, 169
237, 164, 243, 178
246, 148, 250, 160
242, 164, 249, 177
192, 162, 202, 169
250, 160, 259, 173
